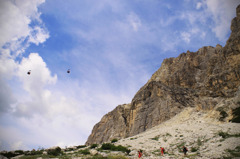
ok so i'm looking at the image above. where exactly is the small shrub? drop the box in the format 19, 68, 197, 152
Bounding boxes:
101, 143, 114, 150
90, 144, 98, 149
151, 136, 159, 141
111, 139, 118, 143
177, 142, 185, 152
79, 149, 90, 155
218, 131, 240, 139
47, 147, 62, 156
166, 133, 172, 137
77, 145, 87, 149
231, 107, 240, 123
116, 145, 131, 154
197, 138, 202, 146
218, 131, 230, 138
14, 150, 24, 155
28, 149, 43, 155
100, 143, 130, 154
130, 137, 137, 140
65, 147, 74, 151
226, 146, 240, 157
0, 152, 17, 158
191, 147, 198, 152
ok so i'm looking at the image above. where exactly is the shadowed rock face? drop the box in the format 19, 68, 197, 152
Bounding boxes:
85, 5, 240, 145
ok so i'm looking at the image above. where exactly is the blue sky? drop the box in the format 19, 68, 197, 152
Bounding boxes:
0, 0, 239, 151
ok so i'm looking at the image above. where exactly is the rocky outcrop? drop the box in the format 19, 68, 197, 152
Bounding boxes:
85, 5, 240, 145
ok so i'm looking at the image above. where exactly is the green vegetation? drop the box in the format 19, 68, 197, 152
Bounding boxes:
15, 150, 25, 154
19, 155, 47, 159
191, 147, 198, 152
152, 149, 160, 155
65, 147, 74, 152
87, 155, 128, 159
76, 145, 87, 149
78, 149, 90, 155
111, 138, 118, 143
231, 106, 240, 123
151, 133, 171, 142
0, 151, 18, 158
197, 138, 203, 146
223, 157, 232, 159
226, 146, 240, 157
218, 131, 240, 139
0, 143, 131, 159
176, 142, 185, 152
218, 131, 230, 138
99, 143, 130, 154
151, 136, 159, 141
166, 133, 172, 137
130, 137, 137, 140
47, 147, 62, 156
90, 144, 98, 149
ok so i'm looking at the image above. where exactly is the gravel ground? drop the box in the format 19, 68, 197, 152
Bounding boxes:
116, 107, 240, 159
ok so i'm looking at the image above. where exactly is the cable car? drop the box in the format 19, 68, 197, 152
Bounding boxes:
67, 69, 70, 73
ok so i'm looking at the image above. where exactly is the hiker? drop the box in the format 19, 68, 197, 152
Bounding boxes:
160, 147, 165, 156
138, 150, 143, 158
183, 146, 188, 156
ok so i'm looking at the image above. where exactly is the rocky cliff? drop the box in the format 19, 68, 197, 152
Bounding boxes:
86, 5, 240, 145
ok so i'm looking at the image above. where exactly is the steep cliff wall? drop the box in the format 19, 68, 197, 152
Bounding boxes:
86, 5, 240, 145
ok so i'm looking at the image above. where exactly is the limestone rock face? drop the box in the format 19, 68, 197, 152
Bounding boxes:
85, 5, 240, 145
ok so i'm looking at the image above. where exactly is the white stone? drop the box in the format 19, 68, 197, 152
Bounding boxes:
89, 149, 98, 156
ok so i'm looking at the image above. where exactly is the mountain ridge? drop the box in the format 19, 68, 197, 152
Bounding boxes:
86, 4, 240, 146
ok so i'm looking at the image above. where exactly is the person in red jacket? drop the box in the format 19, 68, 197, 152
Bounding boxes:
160, 147, 165, 156
138, 150, 143, 158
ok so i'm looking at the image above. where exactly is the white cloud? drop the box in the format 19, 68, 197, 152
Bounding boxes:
13, 53, 57, 117
196, 2, 202, 9
0, 0, 49, 54
0, 0, 30, 48
203, 0, 240, 41
29, 26, 50, 45
181, 32, 191, 43
0, 0, 51, 119
0, 77, 16, 113
127, 12, 142, 32
18, 53, 57, 92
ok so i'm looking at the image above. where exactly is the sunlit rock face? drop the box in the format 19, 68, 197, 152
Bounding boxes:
86, 5, 240, 145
